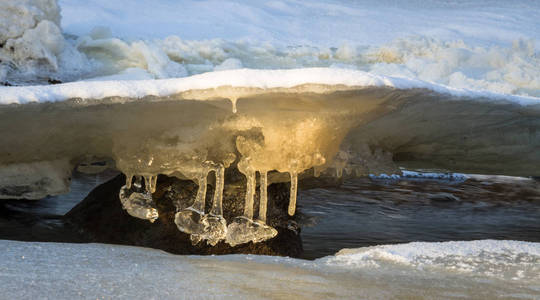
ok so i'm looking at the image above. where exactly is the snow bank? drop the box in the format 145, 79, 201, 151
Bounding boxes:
2, 0, 540, 99
0, 0, 64, 76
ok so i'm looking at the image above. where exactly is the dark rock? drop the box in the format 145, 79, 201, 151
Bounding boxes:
47, 78, 62, 85
64, 171, 303, 257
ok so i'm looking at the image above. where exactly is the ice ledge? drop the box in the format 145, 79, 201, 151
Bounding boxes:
1, 68, 539, 106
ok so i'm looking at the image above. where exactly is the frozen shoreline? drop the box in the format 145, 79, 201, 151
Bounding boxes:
1, 239, 538, 299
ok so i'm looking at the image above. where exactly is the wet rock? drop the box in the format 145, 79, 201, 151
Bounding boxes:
64, 170, 303, 257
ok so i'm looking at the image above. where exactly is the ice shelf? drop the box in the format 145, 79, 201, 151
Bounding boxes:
0, 82, 538, 245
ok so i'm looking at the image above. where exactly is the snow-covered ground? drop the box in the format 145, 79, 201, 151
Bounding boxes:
1, 0, 539, 99
1, 239, 539, 299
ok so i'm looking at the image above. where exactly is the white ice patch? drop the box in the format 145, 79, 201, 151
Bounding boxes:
323, 240, 540, 281
1, 239, 539, 299
0, 0, 64, 79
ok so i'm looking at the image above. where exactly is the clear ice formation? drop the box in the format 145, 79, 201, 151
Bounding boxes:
225, 170, 278, 247
174, 163, 228, 246
119, 175, 159, 222
0, 84, 539, 246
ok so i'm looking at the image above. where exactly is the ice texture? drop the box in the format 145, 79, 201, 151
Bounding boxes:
1, 0, 540, 245
0, 78, 539, 243
1, 239, 539, 299
0, 159, 71, 199
174, 163, 229, 245
118, 176, 158, 222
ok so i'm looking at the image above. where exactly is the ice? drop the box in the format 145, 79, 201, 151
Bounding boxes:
0, 159, 71, 200
258, 170, 268, 223
1, 239, 539, 299
1, 0, 540, 246
174, 163, 228, 246
0, 79, 539, 244
3, 0, 540, 97
225, 216, 278, 247
288, 171, 298, 216
118, 176, 158, 222
225, 169, 278, 247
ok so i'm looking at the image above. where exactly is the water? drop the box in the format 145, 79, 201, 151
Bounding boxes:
1, 171, 539, 260
300, 176, 540, 259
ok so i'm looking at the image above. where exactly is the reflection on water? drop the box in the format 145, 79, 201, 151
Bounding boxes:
300, 175, 540, 259
1, 171, 539, 260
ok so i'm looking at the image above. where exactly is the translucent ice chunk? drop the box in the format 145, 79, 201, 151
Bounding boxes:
174, 166, 228, 245
174, 207, 207, 235
191, 215, 227, 246
119, 176, 159, 222
225, 169, 277, 246
174, 172, 208, 235
225, 216, 278, 247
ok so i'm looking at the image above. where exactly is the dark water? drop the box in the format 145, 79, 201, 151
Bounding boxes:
299, 176, 540, 259
0, 171, 118, 242
1, 172, 539, 259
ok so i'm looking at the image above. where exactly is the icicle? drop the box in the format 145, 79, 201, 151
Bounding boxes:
174, 169, 209, 236
225, 169, 276, 247
288, 171, 298, 216
230, 97, 238, 114
336, 167, 343, 178
125, 174, 133, 188
192, 172, 208, 214
144, 176, 152, 193
313, 166, 322, 178
150, 175, 157, 193
258, 170, 268, 223
244, 169, 256, 219
118, 175, 158, 222
210, 164, 224, 216
133, 176, 142, 188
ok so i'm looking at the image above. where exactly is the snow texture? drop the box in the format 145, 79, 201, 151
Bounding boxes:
0, 239, 539, 299
1, 68, 539, 105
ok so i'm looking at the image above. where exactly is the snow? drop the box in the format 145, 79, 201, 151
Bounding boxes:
1, 68, 539, 105
1, 0, 538, 99
1, 239, 539, 298
58, 0, 540, 48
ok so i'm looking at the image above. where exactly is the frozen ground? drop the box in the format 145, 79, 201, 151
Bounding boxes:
1, 239, 539, 299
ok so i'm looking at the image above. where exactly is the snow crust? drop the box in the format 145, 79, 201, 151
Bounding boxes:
1, 239, 538, 298
1, 68, 539, 105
